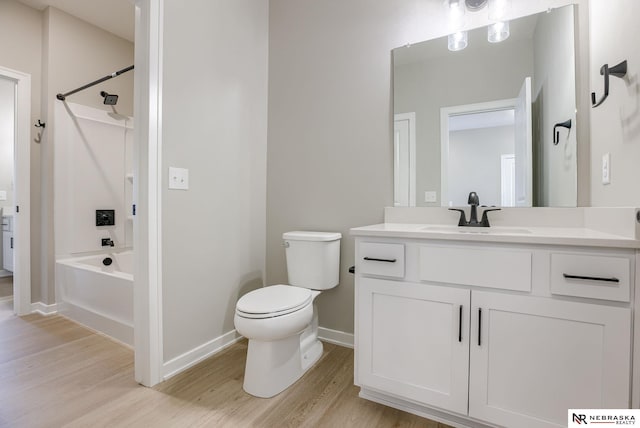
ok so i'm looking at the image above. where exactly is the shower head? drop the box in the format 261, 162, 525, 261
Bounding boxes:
100, 91, 119, 105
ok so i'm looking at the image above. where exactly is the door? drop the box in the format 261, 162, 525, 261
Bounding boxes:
514, 76, 532, 206
357, 277, 470, 414
0, 67, 30, 315
393, 113, 415, 207
469, 291, 631, 428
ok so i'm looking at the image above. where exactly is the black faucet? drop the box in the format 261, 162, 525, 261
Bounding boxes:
449, 192, 501, 227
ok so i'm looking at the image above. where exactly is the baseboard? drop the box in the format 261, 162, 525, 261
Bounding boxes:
31, 301, 58, 316
318, 327, 354, 348
0, 270, 12, 278
162, 329, 243, 381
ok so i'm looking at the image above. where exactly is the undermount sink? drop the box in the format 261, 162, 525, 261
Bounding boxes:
422, 225, 533, 235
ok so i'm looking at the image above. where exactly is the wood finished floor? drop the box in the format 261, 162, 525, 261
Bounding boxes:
0, 276, 12, 299
0, 308, 452, 427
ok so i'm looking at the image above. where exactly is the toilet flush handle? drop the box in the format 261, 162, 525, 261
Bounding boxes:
283, 241, 290, 248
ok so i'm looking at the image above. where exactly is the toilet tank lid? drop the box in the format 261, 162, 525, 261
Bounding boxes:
283, 231, 342, 242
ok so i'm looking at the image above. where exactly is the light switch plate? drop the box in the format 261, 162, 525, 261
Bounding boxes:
169, 167, 189, 190
0, 191, 6, 201
602, 153, 611, 185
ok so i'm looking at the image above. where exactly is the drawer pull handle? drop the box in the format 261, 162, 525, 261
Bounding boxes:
363, 257, 397, 263
458, 305, 463, 343
478, 308, 482, 347
563, 274, 620, 283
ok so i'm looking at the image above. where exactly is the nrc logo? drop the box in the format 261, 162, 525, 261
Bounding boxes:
573, 413, 588, 424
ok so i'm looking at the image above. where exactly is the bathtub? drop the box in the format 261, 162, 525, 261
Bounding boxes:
56, 250, 133, 346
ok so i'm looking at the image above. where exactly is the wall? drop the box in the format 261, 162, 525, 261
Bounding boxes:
394, 38, 533, 207
533, 6, 577, 207
589, 0, 640, 206
42, 7, 134, 304
161, 0, 268, 363
54, 102, 133, 257
267, 0, 585, 336
0, 0, 43, 300
449, 125, 515, 207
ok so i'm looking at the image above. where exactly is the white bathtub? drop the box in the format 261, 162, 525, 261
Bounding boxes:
56, 250, 133, 346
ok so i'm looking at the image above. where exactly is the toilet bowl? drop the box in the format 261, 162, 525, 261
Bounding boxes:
234, 231, 341, 398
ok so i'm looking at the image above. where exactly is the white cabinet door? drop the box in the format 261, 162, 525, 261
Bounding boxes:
357, 277, 470, 414
2, 232, 12, 272
469, 291, 631, 428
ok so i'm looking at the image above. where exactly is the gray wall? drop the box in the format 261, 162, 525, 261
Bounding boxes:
589, 0, 640, 206
161, 0, 268, 362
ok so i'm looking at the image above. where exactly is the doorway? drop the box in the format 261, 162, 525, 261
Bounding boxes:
0, 66, 31, 316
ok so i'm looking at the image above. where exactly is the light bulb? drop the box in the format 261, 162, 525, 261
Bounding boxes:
488, 21, 510, 43
448, 31, 468, 51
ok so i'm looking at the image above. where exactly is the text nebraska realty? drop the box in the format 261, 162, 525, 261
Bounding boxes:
574, 413, 636, 425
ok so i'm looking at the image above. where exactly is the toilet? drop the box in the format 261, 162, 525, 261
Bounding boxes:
234, 231, 341, 398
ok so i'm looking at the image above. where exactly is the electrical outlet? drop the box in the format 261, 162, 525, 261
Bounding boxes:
424, 191, 437, 203
602, 153, 611, 185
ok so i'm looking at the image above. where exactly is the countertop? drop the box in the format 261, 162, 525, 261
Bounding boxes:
350, 223, 640, 249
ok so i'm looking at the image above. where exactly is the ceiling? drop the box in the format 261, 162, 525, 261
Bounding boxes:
17, 0, 135, 42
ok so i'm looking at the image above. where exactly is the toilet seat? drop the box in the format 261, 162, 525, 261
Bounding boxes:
236, 285, 312, 319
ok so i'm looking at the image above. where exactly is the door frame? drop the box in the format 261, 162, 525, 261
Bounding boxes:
133, 0, 164, 387
0, 66, 31, 316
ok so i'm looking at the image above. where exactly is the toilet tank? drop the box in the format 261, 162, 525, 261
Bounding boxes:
283, 231, 341, 290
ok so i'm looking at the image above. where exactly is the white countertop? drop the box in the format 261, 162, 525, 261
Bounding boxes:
350, 223, 640, 249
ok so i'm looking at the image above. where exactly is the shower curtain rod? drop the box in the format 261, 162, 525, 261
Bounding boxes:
56, 65, 134, 101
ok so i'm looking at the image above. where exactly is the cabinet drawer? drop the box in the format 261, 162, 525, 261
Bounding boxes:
550, 253, 630, 302
359, 242, 405, 278
419, 245, 532, 292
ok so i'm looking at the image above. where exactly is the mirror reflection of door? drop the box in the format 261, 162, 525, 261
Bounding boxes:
393, 113, 416, 207
441, 77, 532, 207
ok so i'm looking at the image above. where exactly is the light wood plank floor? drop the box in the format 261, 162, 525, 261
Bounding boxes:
0, 310, 451, 427
0, 276, 12, 299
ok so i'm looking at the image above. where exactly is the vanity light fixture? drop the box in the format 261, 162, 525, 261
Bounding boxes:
488, 0, 511, 21
488, 21, 510, 43
448, 31, 468, 51
447, 0, 466, 30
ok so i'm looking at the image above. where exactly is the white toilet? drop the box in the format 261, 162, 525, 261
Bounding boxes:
234, 231, 341, 398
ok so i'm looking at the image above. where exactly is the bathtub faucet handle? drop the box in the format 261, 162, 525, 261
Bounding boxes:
101, 238, 115, 247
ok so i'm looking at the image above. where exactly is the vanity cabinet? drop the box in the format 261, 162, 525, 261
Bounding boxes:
354, 238, 633, 428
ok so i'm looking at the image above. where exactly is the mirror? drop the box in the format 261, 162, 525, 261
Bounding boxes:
393, 5, 578, 207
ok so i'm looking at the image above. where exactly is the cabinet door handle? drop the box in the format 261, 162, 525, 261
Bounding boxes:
478, 308, 482, 346
563, 273, 619, 283
458, 305, 463, 342
363, 257, 397, 263
10, 237, 13, 249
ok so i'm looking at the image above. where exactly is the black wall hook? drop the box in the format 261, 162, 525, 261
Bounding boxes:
591, 60, 627, 108
553, 119, 572, 145
35, 119, 46, 128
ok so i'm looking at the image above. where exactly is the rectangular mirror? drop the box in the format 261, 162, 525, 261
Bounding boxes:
393, 5, 578, 207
